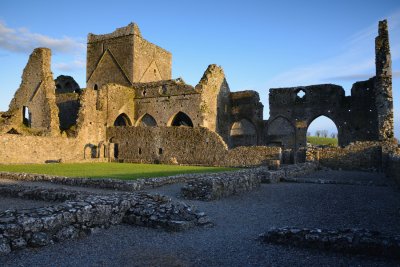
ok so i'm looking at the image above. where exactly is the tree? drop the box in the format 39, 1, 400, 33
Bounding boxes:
307, 132, 311, 137
331, 133, 337, 138
321, 130, 328, 138
315, 130, 321, 137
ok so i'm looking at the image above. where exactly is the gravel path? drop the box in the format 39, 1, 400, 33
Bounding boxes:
1, 170, 400, 266
0, 196, 55, 211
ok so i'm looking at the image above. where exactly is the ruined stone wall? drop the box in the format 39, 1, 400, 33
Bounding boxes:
230, 90, 264, 147
375, 20, 394, 141
266, 20, 393, 151
87, 24, 136, 89
0, 134, 80, 164
86, 23, 171, 89
307, 142, 383, 171
0, 48, 60, 136
133, 34, 171, 82
73, 84, 136, 159
132, 80, 202, 127
198, 65, 232, 145
106, 126, 281, 167
267, 83, 381, 149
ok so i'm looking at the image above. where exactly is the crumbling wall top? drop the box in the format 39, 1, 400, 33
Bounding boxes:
87, 23, 142, 43
132, 79, 197, 98
231, 90, 261, 101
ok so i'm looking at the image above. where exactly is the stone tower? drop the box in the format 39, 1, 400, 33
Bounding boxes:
86, 23, 172, 90
374, 19, 394, 141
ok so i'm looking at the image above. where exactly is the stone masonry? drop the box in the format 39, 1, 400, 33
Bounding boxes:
0, 20, 397, 170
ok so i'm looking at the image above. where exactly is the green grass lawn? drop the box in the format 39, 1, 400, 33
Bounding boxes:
307, 136, 338, 146
0, 163, 236, 180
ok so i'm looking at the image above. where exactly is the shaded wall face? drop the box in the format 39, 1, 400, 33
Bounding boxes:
267, 83, 380, 149
267, 117, 295, 148
56, 93, 80, 130
229, 91, 264, 147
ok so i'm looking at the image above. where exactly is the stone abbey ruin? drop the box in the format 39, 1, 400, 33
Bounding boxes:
0, 20, 398, 176
1, 20, 400, 263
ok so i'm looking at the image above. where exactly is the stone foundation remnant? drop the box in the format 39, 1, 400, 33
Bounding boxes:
260, 227, 400, 259
0, 185, 210, 255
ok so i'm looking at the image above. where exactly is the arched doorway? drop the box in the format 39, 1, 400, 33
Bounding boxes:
168, 112, 193, 127
267, 116, 295, 148
136, 113, 157, 127
114, 113, 132, 126
307, 115, 339, 146
230, 119, 257, 147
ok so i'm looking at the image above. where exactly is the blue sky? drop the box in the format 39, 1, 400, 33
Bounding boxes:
0, 0, 399, 137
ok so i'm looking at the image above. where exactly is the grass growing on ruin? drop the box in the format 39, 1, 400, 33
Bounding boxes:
0, 163, 236, 180
307, 136, 338, 146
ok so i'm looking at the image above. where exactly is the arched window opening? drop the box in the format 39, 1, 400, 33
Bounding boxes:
94, 84, 98, 90
230, 119, 257, 147
169, 112, 193, 127
114, 113, 132, 126
307, 115, 338, 147
136, 113, 157, 127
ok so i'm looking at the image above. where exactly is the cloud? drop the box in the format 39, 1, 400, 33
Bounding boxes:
267, 10, 400, 88
0, 21, 85, 55
54, 60, 85, 71
327, 71, 400, 81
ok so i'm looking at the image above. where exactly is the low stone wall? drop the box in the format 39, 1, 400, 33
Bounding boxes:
306, 142, 383, 171
182, 163, 318, 200
0, 184, 81, 202
0, 185, 209, 255
0, 171, 237, 191
107, 127, 281, 167
386, 148, 400, 185
261, 162, 319, 183
260, 227, 400, 259
181, 169, 261, 200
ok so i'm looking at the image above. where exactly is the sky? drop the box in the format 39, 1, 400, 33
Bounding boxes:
0, 0, 399, 138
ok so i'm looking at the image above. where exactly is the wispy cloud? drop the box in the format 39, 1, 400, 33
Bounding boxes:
0, 21, 85, 55
328, 71, 400, 81
0, 21, 86, 73
267, 10, 400, 88
54, 60, 85, 71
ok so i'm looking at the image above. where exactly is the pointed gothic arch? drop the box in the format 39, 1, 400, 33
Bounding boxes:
168, 112, 193, 127
114, 113, 132, 126
267, 116, 296, 148
135, 113, 157, 127
230, 118, 257, 147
